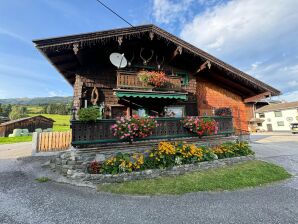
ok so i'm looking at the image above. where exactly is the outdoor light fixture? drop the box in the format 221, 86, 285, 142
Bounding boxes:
71, 107, 77, 121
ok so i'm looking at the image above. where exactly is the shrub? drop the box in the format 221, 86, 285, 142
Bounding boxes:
182, 116, 218, 137
78, 107, 100, 122
101, 152, 144, 174
212, 141, 254, 159
87, 161, 101, 174
111, 115, 158, 142
88, 141, 254, 174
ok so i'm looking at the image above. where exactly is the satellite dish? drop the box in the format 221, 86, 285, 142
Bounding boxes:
109, 53, 127, 68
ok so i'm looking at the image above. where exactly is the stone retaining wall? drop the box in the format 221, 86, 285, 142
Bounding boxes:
71, 156, 255, 184
50, 136, 237, 177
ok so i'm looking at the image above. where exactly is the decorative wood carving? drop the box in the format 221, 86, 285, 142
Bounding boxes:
90, 86, 99, 105
244, 91, 271, 103
149, 32, 154, 40
170, 46, 183, 60
196, 60, 211, 73
117, 36, 123, 46
73, 43, 79, 55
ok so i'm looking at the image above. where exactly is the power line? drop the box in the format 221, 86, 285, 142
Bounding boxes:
94, 0, 134, 28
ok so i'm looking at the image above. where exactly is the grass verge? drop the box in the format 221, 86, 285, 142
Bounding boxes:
0, 136, 32, 145
35, 177, 50, 183
97, 160, 291, 195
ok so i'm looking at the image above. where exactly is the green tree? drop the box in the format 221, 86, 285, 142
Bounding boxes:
9, 106, 28, 120
1, 104, 12, 117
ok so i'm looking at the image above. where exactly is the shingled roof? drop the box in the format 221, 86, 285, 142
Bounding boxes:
33, 24, 280, 96
256, 101, 298, 113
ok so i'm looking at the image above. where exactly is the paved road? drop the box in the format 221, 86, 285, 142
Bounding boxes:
0, 142, 31, 159
0, 134, 298, 224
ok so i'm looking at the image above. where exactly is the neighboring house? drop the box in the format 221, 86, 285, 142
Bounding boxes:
0, 115, 54, 137
33, 25, 279, 146
255, 101, 298, 131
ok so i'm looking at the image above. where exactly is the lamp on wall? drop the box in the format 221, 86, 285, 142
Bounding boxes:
71, 107, 77, 121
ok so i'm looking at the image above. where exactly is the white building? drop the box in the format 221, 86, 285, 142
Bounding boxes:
255, 101, 298, 131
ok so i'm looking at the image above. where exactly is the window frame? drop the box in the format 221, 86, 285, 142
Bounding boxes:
274, 111, 282, 117
176, 72, 189, 86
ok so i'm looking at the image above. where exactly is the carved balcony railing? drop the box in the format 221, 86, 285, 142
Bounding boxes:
71, 116, 234, 147
116, 71, 182, 91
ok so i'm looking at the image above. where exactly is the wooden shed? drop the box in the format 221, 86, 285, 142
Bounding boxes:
0, 115, 54, 137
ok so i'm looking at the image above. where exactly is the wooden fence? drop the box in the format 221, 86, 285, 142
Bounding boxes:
32, 131, 72, 153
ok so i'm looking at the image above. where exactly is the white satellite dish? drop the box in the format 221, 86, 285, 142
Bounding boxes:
109, 53, 127, 68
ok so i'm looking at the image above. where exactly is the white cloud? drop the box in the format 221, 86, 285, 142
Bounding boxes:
178, 0, 298, 98
0, 27, 31, 45
274, 90, 298, 102
152, 0, 194, 24
180, 0, 298, 53
48, 90, 68, 97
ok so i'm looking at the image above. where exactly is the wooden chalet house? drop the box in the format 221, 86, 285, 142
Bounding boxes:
33, 25, 280, 146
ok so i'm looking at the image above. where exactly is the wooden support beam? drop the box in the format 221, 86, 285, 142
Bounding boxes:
196, 60, 211, 73
170, 46, 182, 61
244, 91, 271, 103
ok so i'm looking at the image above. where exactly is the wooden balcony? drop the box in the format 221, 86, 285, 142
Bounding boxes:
116, 71, 182, 91
71, 116, 234, 147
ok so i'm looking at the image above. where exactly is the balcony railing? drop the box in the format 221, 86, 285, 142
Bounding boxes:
116, 71, 182, 91
71, 116, 234, 147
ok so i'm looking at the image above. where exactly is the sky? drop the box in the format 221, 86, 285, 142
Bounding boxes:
0, 0, 297, 102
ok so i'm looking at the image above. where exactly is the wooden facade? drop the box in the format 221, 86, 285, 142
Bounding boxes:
0, 115, 54, 137
33, 24, 280, 141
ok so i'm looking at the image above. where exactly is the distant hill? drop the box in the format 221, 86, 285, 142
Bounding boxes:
0, 96, 73, 105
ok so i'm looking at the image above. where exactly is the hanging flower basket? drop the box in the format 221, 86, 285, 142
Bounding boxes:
111, 115, 158, 142
181, 116, 218, 137
137, 71, 169, 88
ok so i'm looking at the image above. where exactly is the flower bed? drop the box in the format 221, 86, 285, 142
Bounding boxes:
87, 141, 254, 174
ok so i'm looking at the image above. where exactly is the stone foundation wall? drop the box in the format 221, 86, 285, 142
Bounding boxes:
49, 135, 251, 185
84, 156, 255, 184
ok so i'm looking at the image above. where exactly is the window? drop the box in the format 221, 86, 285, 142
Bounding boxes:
259, 113, 265, 118
164, 106, 185, 118
274, 111, 282, 117
277, 121, 284, 126
176, 72, 189, 86
137, 108, 147, 117
257, 123, 262, 127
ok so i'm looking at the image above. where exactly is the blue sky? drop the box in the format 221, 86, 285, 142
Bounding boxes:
0, 0, 297, 102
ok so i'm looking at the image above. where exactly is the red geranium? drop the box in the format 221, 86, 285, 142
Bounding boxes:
182, 116, 218, 137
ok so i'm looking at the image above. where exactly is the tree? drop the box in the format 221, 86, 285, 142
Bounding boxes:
9, 106, 28, 120
1, 104, 12, 117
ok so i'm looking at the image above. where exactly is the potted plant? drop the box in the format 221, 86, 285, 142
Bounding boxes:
137, 71, 169, 89
111, 115, 158, 143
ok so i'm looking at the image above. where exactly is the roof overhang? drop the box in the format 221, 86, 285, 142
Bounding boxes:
33, 24, 281, 97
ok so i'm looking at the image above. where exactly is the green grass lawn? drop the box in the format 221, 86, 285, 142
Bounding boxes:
0, 113, 71, 145
97, 161, 291, 195
0, 136, 32, 144
26, 106, 44, 114
28, 113, 71, 131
